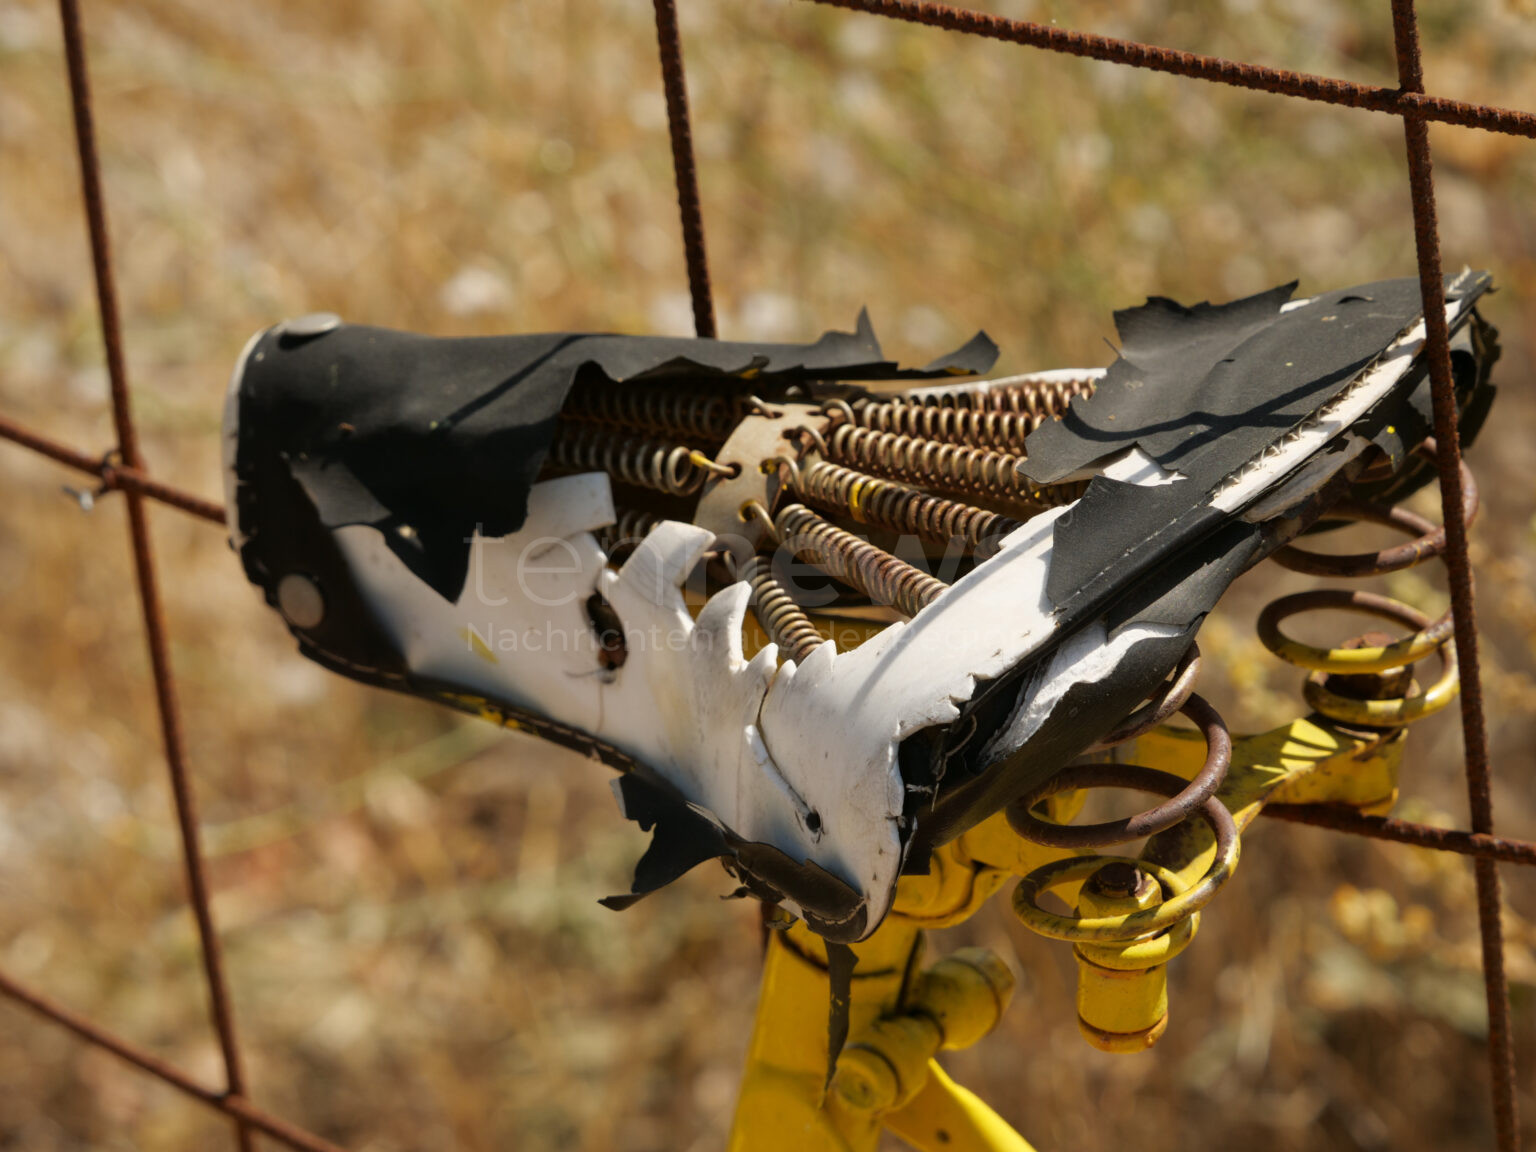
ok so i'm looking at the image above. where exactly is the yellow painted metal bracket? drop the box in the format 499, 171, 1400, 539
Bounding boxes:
725, 712, 1407, 1151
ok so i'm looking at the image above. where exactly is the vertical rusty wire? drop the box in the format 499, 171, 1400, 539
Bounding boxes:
651, 0, 717, 338
56, 2, 256, 1149
1388, 2, 1519, 1148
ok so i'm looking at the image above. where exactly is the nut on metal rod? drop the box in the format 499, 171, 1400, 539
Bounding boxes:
1074, 862, 1172, 1053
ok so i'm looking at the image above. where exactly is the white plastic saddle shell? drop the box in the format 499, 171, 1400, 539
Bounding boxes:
329, 477, 1088, 930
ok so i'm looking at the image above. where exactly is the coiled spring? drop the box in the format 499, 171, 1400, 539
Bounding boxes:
594, 508, 662, 555
564, 378, 736, 443
820, 424, 1075, 508
831, 395, 1065, 450
740, 555, 825, 665
903, 374, 1098, 415
1257, 441, 1473, 727
1009, 694, 1231, 849
548, 424, 722, 497
775, 503, 946, 619
1087, 642, 1202, 752
792, 460, 1022, 551
1008, 761, 1239, 948
1006, 694, 1238, 957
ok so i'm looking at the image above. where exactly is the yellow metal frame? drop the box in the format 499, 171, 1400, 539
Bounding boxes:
726, 712, 1406, 1152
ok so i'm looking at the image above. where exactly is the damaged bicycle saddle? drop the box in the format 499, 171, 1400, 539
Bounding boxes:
223, 270, 1498, 942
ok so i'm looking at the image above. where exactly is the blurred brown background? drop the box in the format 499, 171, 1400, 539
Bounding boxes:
1, 0, 1534, 1148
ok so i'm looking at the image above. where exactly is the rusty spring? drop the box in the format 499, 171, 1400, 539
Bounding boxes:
775, 503, 946, 618
739, 555, 825, 665
818, 423, 1077, 508
829, 375, 1095, 450
564, 377, 736, 443
791, 459, 1022, 551
1008, 693, 1232, 848
834, 401, 1048, 451
1087, 641, 1202, 752
1270, 442, 1477, 581
547, 423, 728, 497
1253, 443, 1476, 727
903, 374, 1099, 413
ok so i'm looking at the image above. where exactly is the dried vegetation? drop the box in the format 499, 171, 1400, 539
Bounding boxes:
0, 0, 1534, 1148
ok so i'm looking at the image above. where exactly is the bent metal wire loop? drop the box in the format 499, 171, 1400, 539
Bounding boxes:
0, 0, 1525, 1149
1270, 441, 1478, 578
1009, 764, 1242, 943
1088, 641, 1202, 752
1006, 694, 1232, 849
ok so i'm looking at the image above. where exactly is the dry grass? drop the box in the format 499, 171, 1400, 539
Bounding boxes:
0, 0, 1534, 1148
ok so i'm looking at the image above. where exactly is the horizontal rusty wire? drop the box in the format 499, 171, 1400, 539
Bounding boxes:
803, 0, 1536, 138
1261, 804, 1536, 866
0, 413, 226, 524
0, 967, 346, 1152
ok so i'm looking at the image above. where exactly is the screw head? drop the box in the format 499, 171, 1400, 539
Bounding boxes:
832, 1048, 899, 1112
277, 573, 325, 629
278, 312, 342, 340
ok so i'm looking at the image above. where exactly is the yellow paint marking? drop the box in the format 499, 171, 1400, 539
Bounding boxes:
461, 627, 499, 664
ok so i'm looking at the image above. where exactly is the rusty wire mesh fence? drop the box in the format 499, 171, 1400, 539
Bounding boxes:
0, 0, 1533, 1148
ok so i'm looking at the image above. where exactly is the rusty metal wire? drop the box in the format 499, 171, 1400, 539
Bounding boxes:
49, 4, 254, 1150
805, 0, 1536, 138
0, 413, 227, 524
652, 0, 716, 338
0, 968, 347, 1152
0, 0, 1528, 1147
1261, 804, 1536, 868
1388, 0, 1518, 1133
